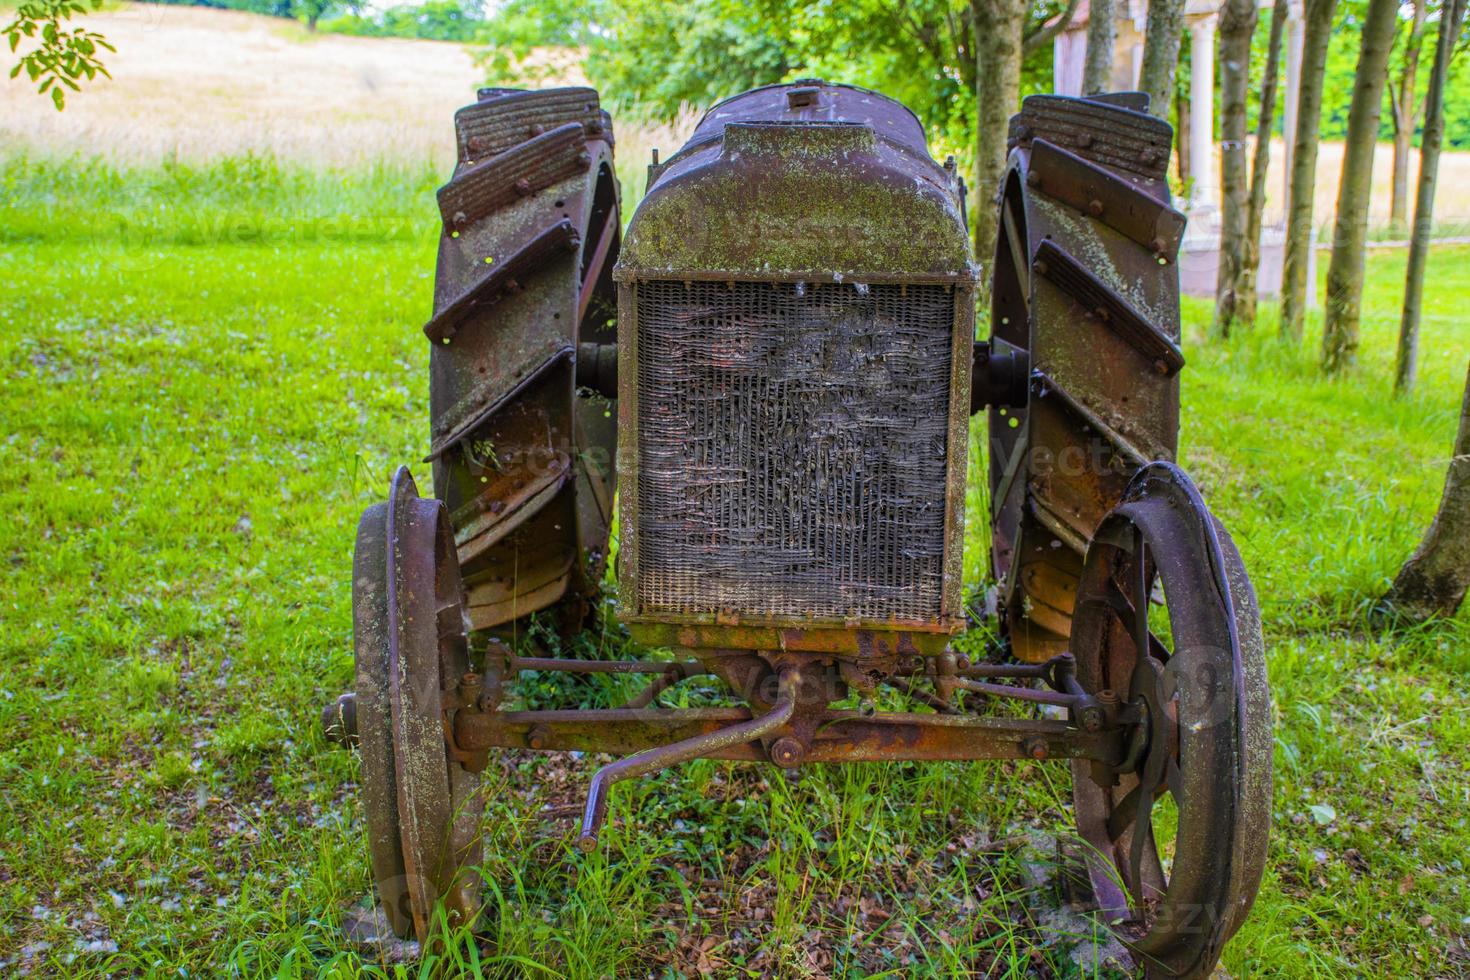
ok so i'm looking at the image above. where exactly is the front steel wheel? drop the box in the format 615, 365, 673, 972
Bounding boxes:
1069, 463, 1271, 979
353, 466, 485, 943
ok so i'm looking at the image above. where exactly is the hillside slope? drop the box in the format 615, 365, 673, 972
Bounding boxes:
0, 4, 519, 166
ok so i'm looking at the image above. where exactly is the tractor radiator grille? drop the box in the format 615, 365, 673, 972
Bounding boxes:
634, 280, 954, 623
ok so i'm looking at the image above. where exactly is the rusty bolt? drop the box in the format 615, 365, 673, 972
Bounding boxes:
578, 151, 592, 167
955, 654, 971, 671
1079, 705, 1105, 733
1026, 171, 1041, 188
1076, 132, 1093, 148
1034, 259, 1050, 277
770, 737, 805, 768
1022, 736, 1049, 760
527, 725, 550, 750
529, 123, 545, 136
1088, 199, 1104, 217
451, 210, 467, 229
1139, 147, 1159, 164
466, 136, 490, 155
489, 500, 505, 514
1015, 125, 1030, 140
1151, 237, 1168, 254
585, 119, 603, 135
1153, 359, 1170, 376
515, 178, 533, 196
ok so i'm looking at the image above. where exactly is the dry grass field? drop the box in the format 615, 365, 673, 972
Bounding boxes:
1, 4, 505, 167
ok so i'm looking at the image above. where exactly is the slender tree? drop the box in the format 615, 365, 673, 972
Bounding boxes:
1321, 0, 1401, 374
1280, 0, 1339, 342
1140, 0, 1186, 118
1396, 0, 1469, 394
1380, 361, 1470, 621
1213, 0, 1260, 336
1083, 0, 1116, 93
1236, 0, 1288, 328
971, 0, 1080, 277
1388, 0, 1432, 234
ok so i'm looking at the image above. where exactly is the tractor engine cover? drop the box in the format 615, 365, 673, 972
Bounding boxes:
613, 81, 978, 656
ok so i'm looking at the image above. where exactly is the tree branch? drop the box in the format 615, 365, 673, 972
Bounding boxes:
1023, 0, 1082, 55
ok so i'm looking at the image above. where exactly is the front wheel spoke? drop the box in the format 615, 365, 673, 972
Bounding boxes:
1164, 757, 1183, 805
1127, 791, 1153, 905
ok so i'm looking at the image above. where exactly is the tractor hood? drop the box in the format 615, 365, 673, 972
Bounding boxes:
615, 80, 977, 284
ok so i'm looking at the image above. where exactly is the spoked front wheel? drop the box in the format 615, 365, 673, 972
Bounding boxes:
1069, 463, 1271, 978
352, 466, 485, 943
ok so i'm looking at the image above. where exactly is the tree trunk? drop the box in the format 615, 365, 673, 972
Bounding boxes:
1140, 0, 1186, 118
1237, 0, 1287, 328
1321, 0, 1400, 374
1084, 0, 1116, 94
972, 0, 1026, 292
1389, 0, 1429, 234
1380, 361, 1470, 621
1396, 0, 1468, 394
1280, 0, 1338, 342
1212, 0, 1259, 336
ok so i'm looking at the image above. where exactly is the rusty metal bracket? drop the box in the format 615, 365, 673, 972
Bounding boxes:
1033, 239, 1185, 376
423, 220, 581, 343
1027, 139, 1186, 261
437, 122, 591, 231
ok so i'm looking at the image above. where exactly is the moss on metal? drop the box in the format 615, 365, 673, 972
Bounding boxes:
620, 120, 974, 282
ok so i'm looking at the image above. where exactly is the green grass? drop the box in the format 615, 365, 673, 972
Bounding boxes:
1, 153, 1467, 978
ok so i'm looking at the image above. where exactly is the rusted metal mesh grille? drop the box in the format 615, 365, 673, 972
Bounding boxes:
634, 280, 954, 622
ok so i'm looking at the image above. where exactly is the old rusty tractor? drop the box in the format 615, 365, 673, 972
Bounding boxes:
321, 81, 1271, 978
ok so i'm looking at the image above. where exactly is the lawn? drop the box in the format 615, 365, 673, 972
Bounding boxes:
1, 151, 1467, 978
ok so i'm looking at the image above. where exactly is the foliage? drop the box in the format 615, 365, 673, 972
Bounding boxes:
325, 0, 485, 41
476, 0, 1070, 172
1, 150, 1468, 975
4, 0, 112, 110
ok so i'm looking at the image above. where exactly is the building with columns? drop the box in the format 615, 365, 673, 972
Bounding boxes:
1053, 0, 1316, 301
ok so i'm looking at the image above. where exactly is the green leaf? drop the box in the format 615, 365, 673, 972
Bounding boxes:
1308, 803, 1337, 826
50, 84, 64, 110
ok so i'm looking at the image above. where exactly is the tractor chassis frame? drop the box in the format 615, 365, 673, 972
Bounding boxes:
436, 652, 1126, 772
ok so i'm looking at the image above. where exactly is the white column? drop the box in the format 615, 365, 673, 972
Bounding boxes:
1188, 13, 1218, 209
1053, 30, 1086, 96
1282, 0, 1306, 216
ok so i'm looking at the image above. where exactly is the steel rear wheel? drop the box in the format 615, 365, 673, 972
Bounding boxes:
1069, 463, 1271, 979
353, 466, 484, 943
987, 93, 1187, 663
425, 87, 621, 635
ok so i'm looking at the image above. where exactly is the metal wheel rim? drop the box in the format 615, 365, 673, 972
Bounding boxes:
1069, 462, 1271, 978
354, 466, 484, 943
